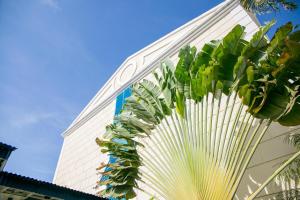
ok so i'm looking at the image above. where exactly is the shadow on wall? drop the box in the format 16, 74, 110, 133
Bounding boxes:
235, 124, 300, 200
253, 179, 300, 200
235, 173, 299, 199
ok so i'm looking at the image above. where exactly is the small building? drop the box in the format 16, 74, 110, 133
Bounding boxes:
0, 143, 16, 171
0, 142, 105, 200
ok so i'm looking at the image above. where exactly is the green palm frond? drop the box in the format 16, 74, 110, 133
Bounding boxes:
277, 130, 300, 183
96, 22, 300, 200
240, 0, 297, 13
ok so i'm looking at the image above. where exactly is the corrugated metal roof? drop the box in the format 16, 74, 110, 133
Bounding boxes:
0, 142, 17, 151
0, 171, 106, 200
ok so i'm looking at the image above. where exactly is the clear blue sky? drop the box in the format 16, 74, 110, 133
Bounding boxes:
0, 0, 299, 182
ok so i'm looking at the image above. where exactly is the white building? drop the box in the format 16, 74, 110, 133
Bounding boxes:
53, 0, 299, 199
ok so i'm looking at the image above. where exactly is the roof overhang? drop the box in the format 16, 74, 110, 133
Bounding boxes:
0, 171, 105, 200
0, 143, 16, 171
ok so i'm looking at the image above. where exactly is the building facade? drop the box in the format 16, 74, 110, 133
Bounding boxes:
53, 1, 299, 199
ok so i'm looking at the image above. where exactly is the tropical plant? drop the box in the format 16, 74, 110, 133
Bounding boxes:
96, 21, 300, 200
240, 0, 297, 13
276, 130, 300, 190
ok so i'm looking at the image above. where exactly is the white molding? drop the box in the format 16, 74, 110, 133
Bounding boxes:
66, 0, 228, 129
62, 0, 244, 137
52, 140, 65, 183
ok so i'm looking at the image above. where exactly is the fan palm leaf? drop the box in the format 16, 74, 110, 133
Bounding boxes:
96, 22, 300, 200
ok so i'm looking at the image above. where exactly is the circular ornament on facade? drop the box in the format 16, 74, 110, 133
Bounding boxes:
115, 62, 137, 87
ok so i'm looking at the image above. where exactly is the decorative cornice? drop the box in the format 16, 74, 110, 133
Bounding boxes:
66, 0, 227, 129
62, 0, 240, 138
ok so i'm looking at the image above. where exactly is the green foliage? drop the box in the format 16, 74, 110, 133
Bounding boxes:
237, 22, 300, 125
240, 0, 297, 13
96, 22, 300, 199
95, 123, 144, 199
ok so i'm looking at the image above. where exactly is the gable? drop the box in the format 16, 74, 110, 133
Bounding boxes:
63, 0, 260, 137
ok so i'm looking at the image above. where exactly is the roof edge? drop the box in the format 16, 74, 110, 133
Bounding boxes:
66, 0, 228, 129
62, 0, 242, 138
0, 171, 105, 200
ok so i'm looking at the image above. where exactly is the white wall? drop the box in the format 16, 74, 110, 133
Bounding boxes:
236, 124, 299, 199
53, 100, 115, 194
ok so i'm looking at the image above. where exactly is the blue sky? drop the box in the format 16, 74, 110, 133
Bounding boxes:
0, 0, 299, 182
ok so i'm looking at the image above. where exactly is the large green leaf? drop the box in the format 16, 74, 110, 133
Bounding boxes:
278, 97, 300, 126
